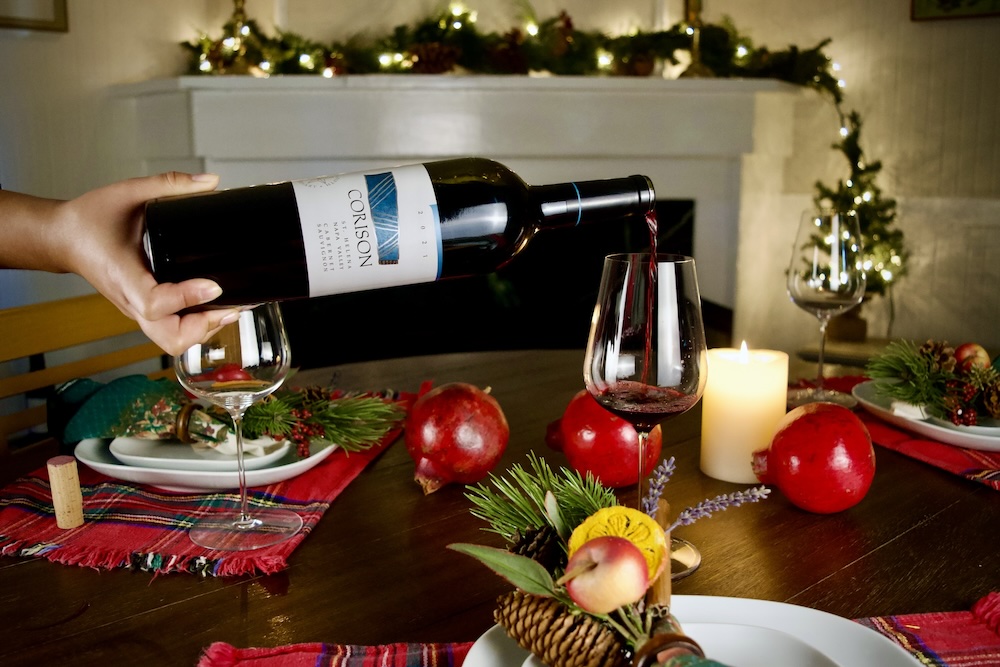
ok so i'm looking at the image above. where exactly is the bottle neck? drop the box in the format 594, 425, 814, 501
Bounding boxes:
531, 175, 656, 227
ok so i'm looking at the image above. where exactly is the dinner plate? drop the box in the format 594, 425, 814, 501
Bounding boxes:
852, 380, 1000, 452
109, 436, 290, 472
75, 438, 337, 492
465, 595, 919, 667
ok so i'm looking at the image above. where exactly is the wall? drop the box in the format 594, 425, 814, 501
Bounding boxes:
1, 0, 998, 354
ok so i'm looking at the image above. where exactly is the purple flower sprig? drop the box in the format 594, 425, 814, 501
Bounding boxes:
641, 457, 676, 517
666, 486, 771, 532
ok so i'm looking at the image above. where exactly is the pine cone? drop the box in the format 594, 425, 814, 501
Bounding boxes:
495, 590, 628, 667
919, 340, 957, 374
981, 380, 1000, 419
511, 525, 566, 572
409, 42, 460, 74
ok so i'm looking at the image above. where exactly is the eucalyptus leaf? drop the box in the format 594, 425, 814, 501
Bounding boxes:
544, 490, 569, 540
449, 543, 555, 597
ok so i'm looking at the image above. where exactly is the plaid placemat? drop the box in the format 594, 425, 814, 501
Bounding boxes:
195, 593, 1000, 666
198, 641, 472, 667
0, 394, 413, 577
857, 592, 1000, 666
817, 376, 1000, 491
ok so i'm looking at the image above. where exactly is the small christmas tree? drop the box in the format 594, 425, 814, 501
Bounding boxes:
814, 110, 908, 299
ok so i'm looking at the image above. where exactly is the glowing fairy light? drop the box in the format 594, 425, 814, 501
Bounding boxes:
259, 60, 271, 72
450, 2, 465, 16
240, 24, 250, 36
736, 45, 749, 58
837, 79, 846, 89
199, 58, 212, 72
222, 36, 237, 50
393, 52, 404, 63
453, 20, 463, 29
525, 22, 539, 36
322, 67, 334, 78
378, 53, 393, 67
840, 126, 849, 137
299, 53, 314, 68
597, 50, 613, 69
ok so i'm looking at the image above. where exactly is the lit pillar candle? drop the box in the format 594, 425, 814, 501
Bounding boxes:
700, 343, 789, 483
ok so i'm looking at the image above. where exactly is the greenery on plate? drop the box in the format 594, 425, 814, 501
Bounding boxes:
866, 340, 1000, 426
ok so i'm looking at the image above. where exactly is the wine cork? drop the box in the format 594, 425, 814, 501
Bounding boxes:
47, 456, 84, 529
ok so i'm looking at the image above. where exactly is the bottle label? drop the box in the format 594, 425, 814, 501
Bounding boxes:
292, 164, 442, 297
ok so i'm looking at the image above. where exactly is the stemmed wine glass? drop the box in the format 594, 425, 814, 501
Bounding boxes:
584, 253, 708, 580
786, 209, 867, 408
175, 302, 302, 551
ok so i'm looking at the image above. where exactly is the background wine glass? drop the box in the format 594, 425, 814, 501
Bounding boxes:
584, 253, 708, 580
175, 302, 302, 551
786, 209, 867, 408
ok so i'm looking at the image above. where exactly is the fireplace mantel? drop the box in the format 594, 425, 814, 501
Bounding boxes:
115, 75, 799, 309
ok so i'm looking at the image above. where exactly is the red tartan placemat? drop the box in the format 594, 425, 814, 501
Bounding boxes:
198, 641, 472, 667
857, 592, 1000, 666
0, 394, 413, 577
195, 593, 1000, 667
801, 376, 1000, 491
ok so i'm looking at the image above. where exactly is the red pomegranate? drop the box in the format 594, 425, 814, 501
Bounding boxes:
752, 402, 875, 514
405, 382, 509, 494
547, 390, 662, 488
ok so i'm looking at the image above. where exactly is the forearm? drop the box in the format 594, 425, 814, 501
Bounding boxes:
0, 190, 72, 273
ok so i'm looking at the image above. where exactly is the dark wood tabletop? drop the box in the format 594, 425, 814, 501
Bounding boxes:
0, 350, 996, 666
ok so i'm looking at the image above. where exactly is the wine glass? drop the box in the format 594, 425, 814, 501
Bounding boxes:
786, 209, 867, 408
584, 253, 708, 580
175, 302, 302, 551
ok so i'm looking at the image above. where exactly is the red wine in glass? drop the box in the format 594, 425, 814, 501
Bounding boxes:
584, 245, 708, 578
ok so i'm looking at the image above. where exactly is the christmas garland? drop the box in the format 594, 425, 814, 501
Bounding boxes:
181, 3, 907, 299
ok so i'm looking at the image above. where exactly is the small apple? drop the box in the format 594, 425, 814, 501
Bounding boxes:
557, 536, 649, 614
955, 342, 991, 373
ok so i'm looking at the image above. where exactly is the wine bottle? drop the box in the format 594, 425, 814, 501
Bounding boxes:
143, 157, 655, 306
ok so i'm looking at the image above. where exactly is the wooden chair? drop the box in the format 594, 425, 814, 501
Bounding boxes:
0, 293, 170, 482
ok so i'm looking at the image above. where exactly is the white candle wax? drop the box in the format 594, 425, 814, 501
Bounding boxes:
700, 345, 789, 483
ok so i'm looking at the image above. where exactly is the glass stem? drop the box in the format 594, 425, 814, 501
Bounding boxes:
636, 429, 649, 511
816, 318, 829, 391
231, 410, 251, 524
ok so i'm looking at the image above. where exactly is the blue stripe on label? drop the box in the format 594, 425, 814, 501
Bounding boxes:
365, 172, 400, 264
571, 182, 582, 226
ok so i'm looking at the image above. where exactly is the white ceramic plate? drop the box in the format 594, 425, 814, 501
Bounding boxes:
852, 380, 1000, 452
109, 436, 290, 472
75, 438, 336, 492
466, 595, 919, 667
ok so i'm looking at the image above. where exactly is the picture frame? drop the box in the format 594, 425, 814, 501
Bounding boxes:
911, 0, 1000, 21
0, 0, 68, 32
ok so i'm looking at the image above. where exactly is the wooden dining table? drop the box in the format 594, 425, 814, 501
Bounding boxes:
0, 349, 996, 665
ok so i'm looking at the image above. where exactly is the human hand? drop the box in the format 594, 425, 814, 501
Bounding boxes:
55, 172, 243, 356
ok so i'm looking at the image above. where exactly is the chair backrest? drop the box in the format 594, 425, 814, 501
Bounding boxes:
0, 293, 170, 480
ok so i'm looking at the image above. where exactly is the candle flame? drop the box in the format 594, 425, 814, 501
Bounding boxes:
738, 340, 749, 363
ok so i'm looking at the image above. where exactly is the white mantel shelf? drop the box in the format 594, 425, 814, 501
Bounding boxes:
116, 75, 801, 308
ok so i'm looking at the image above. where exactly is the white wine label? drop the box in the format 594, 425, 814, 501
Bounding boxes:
293, 164, 442, 297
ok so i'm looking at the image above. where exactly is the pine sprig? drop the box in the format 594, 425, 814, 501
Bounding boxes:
465, 452, 617, 542
865, 340, 953, 410
239, 389, 405, 454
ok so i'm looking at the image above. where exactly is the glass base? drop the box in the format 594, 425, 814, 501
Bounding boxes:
189, 508, 303, 551
670, 537, 702, 581
787, 386, 858, 409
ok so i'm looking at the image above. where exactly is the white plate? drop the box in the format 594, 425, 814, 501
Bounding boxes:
75, 438, 336, 492
852, 380, 1000, 452
109, 436, 290, 472
466, 595, 919, 667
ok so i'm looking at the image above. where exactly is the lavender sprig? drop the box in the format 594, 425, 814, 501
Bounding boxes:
641, 457, 676, 517
667, 486, 770, 532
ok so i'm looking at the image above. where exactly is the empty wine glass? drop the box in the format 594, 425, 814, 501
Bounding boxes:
584, 253, 708, 580
786, 209, 866, 408
175, 302, 302, 550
